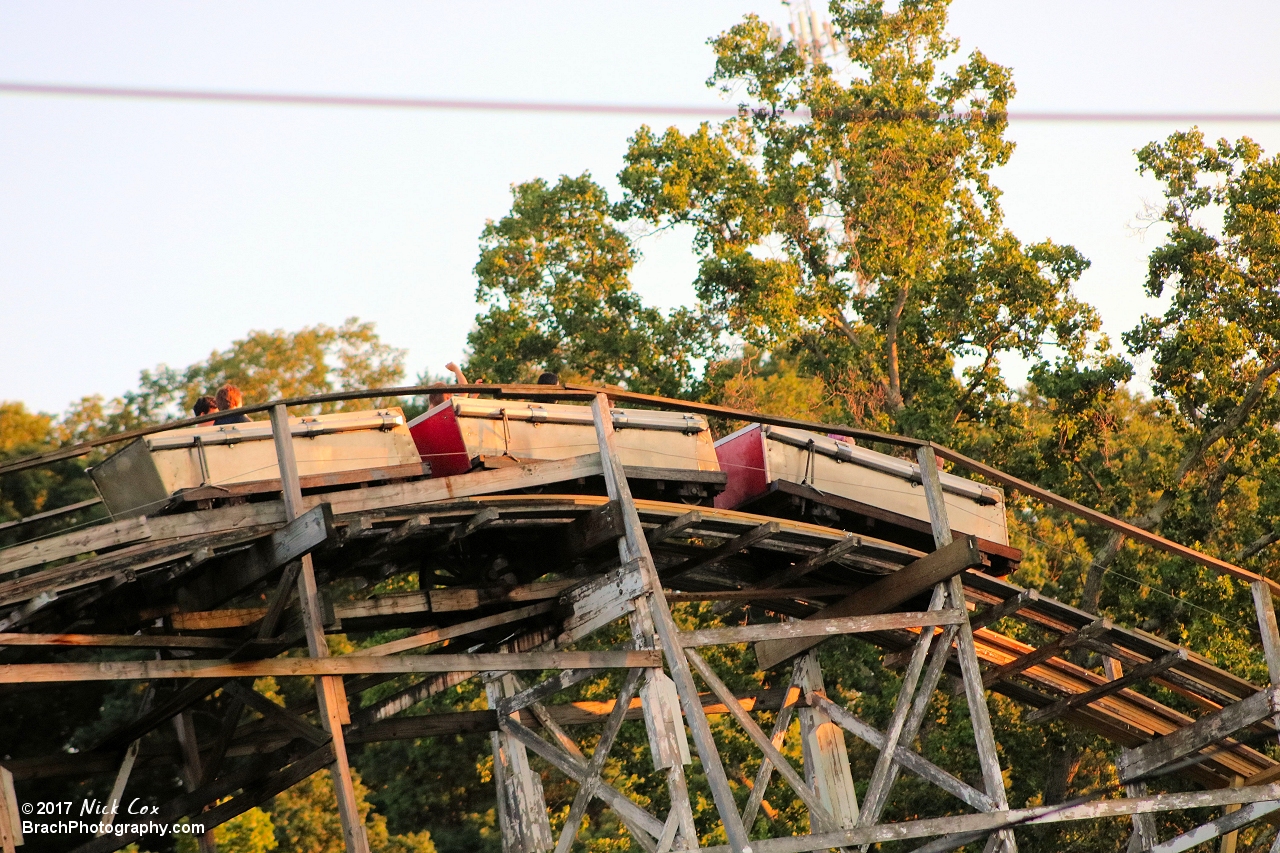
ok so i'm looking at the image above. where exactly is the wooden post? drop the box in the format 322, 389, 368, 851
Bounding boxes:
270, 405, 369, 853
1126, 782, 1160, 852
917, 445, 1017, 853
591, 394, 754, 853
794, 651, 859, 830
485, 674, 554, 853
1218, 775, 1244, 853
629, 597, 698, 848
0, 766, 20, 852
173, 710, 217, 853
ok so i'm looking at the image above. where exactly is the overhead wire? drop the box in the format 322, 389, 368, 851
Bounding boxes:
3, 81, 1280, 123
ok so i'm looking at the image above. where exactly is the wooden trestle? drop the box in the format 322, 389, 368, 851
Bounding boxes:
1, 386, 1279, 853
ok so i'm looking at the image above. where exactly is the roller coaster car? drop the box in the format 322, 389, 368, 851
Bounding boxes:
408, 398, 727, 504
714, 424, 1019, 573
89, 408, 425, 519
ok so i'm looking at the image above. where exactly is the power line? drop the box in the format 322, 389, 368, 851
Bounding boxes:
3, 81, 1280, 124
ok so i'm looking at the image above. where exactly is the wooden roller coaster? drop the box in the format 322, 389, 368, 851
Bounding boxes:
1, 384, 1279, 853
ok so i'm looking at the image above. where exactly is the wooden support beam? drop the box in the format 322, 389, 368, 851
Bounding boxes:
176, 503, 332, 611
486, 673, 554, 852
0, 632, 234, 650
498, 715, 666, 843
0, 515, 151, 575
646, 510, 702, 546
173, 710, 217, 853
982, 619, 1109, 687
666, 586, 856, 603
72, 744, 337, 853
686, 647, 840, 832
858, 584, 948, 825
710, 535, 862, 616
1026, 649, 1187, 724
497, 667, 603, 716
554, 669, 642, 853
591, 394, 752, 853
628, 597, 695, 848
353, 514, 429, 567
0, 766, 21, 853
96, 686, 155, 835
1118, 688, 1280, 783
1149, 799, 1280, 853
742, 674, 804, 831
970, 589, 1039, 630
563, 501, 623, 556
681, 610, 964, 649
0, 649, 661, 683
917, 445, 1016, 853
269, 404, 364, 853
665, 521, 781, 583
349, 602, 554, 658
224, 682, 328, 746
1253, 582, 1280, 690
446, 507, 499, 547
694, 782, 1280, 853
754, 535, 984, 669
806, 692, 996, 812
794, 651, 860, 831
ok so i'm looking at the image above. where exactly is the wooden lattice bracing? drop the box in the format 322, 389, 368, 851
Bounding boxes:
0, 385, 1279, 852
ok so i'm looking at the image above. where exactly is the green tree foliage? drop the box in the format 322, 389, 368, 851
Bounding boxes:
175, 808, 278, 853
0, 401, 101, 546
60, 317, 406, 443
466, 174, 718, 397
615, 0, 1119, 438
269, 767, 435, 853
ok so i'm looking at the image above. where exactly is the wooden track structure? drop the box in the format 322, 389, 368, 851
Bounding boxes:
1, 386, 1280, 853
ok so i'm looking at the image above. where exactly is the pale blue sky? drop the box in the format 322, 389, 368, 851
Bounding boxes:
2, 1, 1279, 414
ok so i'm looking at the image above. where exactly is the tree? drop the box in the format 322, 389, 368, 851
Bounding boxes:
0, 401, 101, 546
617, 0, 1112, 438
59, 317, 407, 444
269, 766, 435, 853
466, 174, 717, 397
175, 808, 277, 853
1076, 129, 1280, 609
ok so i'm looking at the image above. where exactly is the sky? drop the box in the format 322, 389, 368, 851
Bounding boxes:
2, 1, 1279, 415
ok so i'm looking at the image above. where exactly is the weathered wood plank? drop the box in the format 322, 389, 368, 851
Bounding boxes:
1118, 688, 1280, 783
695, 782, 1280, 853
1148, 799, 1280, 853
0, 649, 661, 683
679, 610, 965, 649
0, 766, 21, 853
0, 632, 233, 650
555, 674, 645, 853
1027, 649, 1188, 724
176, 503, 333, 611
754, 535, 984, 669
917, 445, 1016, 853
0, 515, 152, 575
794, 652, 860, 830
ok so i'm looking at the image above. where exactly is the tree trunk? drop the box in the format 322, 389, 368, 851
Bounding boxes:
884, 286, 910, 412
